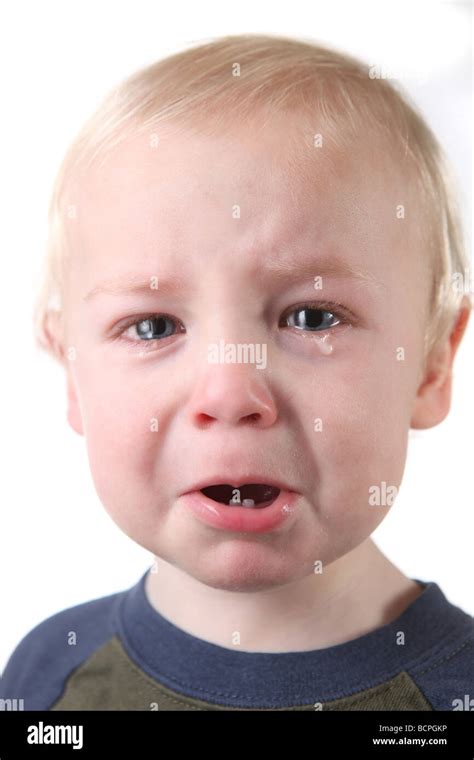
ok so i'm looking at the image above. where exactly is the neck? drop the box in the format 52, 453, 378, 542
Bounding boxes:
145, 539, 423, 652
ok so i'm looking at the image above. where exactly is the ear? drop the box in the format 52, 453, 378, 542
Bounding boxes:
411, 299, 471, 429
66, 369, 84, 436
43, 310, 84, 437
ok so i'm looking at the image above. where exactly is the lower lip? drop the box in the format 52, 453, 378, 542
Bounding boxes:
180, 489, 300, 533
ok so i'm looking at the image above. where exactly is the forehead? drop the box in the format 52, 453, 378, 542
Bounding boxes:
65, 118, 425, 296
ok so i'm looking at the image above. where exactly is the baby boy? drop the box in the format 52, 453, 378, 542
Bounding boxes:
1, 33, 472, 711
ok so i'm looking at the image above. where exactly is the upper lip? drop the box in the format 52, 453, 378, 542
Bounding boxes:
183, 475, 295, 495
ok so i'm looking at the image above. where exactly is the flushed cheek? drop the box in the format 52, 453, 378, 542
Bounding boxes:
73, 368, 167, 520
294, 341, 411, 521
310, 374, 410, 541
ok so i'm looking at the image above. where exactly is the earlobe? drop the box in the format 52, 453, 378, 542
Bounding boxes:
410, 361, 452, 430
66, 371, 84, 436
44, 309, 84, 436
410, 301, 471, 430
44, 310, 66, 365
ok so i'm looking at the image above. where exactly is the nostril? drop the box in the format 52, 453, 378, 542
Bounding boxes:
245, 414, 260, 423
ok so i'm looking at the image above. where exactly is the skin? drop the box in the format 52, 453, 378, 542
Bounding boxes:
48, 118, 470, 652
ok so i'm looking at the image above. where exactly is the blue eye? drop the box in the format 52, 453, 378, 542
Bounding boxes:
118, 301, 351, 352
281, 303, 348, 332
122, 315, 182, 347
132, 316, 176, 340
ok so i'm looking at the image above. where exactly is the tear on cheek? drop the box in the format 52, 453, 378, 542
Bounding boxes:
311, 324, 355, 355
314, 334, 334, 355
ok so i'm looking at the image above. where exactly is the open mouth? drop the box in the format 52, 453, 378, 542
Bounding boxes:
200, 484, 281, 508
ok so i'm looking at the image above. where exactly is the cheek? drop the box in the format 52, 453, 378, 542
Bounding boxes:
73, 361, 162, 518
299, 342, 415, 535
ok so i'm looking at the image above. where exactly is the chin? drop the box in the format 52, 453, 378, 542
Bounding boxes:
180, 544, 313, 593
192, 570, 293, 593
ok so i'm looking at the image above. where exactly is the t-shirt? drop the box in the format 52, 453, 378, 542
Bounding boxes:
1, 569, 473, 711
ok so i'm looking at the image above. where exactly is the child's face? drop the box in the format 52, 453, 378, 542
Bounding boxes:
62, 120, 435, 591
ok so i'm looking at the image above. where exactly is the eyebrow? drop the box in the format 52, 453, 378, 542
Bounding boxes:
83, 273, 193, 301
83, 254, 382, 302
262, 254, 382, 286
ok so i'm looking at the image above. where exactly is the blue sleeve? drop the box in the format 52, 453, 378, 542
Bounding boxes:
0, 592, 122, 710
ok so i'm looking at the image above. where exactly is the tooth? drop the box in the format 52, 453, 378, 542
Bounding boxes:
228, 499, 241, 506
242, 499, 255, 507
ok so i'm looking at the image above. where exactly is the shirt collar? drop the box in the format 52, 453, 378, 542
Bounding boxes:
116, 567, 473, 708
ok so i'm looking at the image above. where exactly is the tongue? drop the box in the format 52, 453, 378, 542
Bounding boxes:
201, 484, 280, 506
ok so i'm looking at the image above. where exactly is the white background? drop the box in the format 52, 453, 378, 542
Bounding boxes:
0, 0, 472, 672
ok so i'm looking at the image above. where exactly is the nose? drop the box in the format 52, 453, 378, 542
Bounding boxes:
189, 363, 278, 429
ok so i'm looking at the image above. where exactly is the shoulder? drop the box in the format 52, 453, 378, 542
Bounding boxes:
408, 601, 474, 711
0, 587, 125, 710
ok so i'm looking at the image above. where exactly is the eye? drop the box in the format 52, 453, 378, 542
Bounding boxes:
120, 314, 184, 349
116, 301, 353, 353
280, 302, 350, 332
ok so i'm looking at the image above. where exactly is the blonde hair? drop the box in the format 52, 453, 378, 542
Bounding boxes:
34, 33, 471, 365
